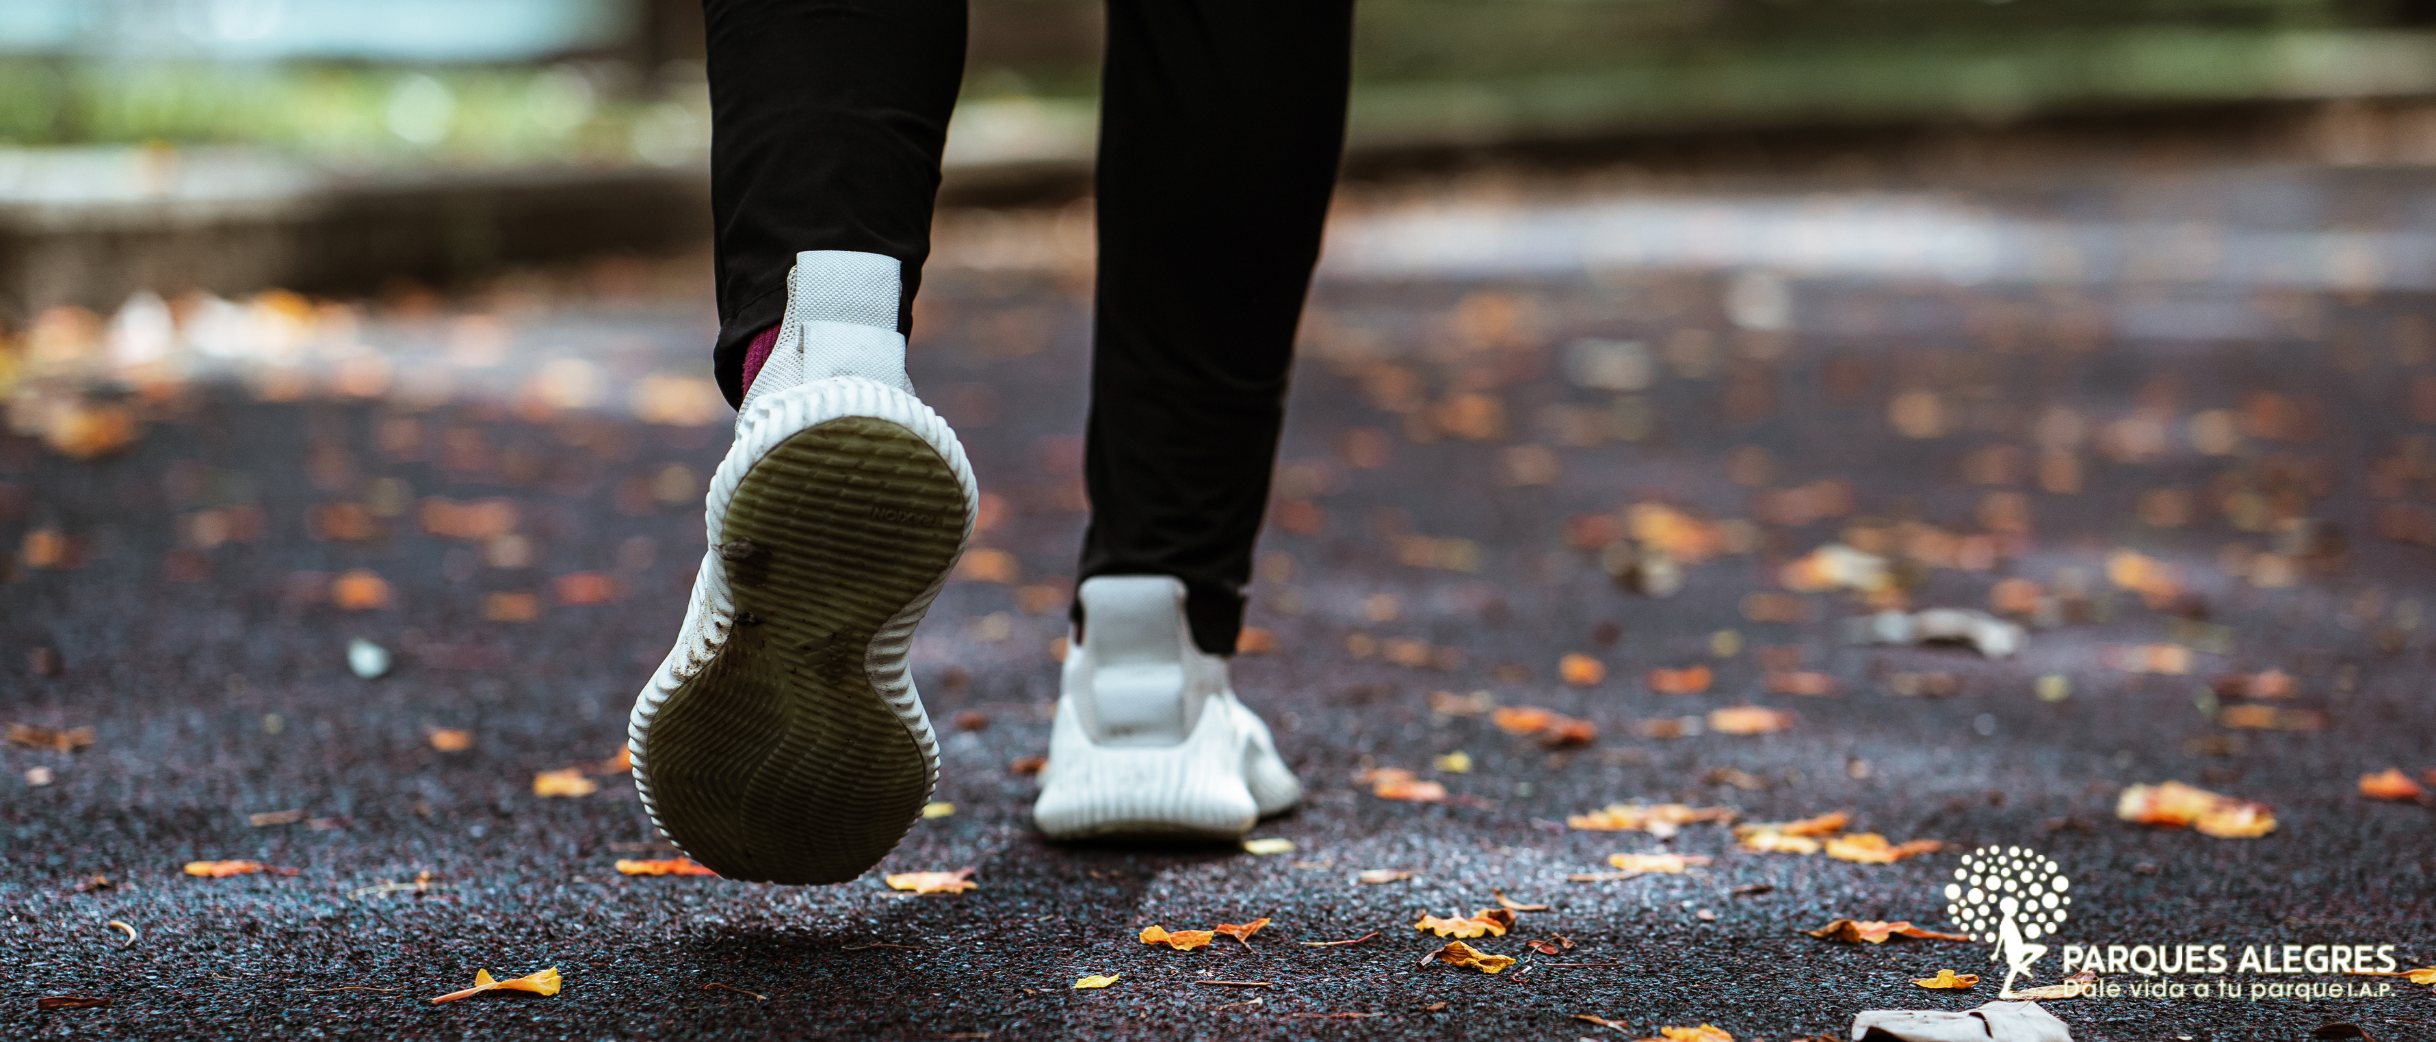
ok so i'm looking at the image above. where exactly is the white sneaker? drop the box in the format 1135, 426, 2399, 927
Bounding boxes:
626, 250, 978, 885
1033, 576, 1301, 839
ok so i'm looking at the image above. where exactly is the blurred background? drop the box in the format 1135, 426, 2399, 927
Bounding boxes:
16, 0, 2436, 318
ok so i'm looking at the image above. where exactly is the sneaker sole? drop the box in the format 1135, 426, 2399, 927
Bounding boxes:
634, 406, 969, 884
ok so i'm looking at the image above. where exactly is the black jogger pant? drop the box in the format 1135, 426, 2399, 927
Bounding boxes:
702, 0, 1355, 655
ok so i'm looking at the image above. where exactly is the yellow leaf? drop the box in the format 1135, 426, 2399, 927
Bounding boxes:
1433, 750, 1473, 773
1138, 925, 1213, 950
1416, 908, 1516, 938
1824, 833, 1944, 864
1643, 1026, 1733, 1042
1241, 837, 1295, 855
1431, 940, 1515, 974
532, 769, 597, 798
1073, 974, 1119, 990
1605, 852, 1711, 875
1914, 969, 1979, 989
429, 966, 561, 1003
921, 801, 954, 819
884, 869, 978, 894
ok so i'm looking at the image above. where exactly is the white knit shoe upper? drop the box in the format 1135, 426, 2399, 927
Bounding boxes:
1033, 576, 1301, 839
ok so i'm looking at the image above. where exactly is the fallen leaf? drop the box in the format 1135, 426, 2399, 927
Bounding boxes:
2215, 668, 2297, 700
1781, 542, 1890, 592
532, 768, 598, 798
1529, 935, 1575, 954
1415, 907, 1517, 938
1856, 608, 2025, 658
5, 723, 94, 753
2359, 768, 2426, 802
330, 569, 393, 611
1577, 1013, 1630, 1030
1737, 831, 1821, 854
1432, 749, 1472, 773
885, 869, 978, 894
2117, 781, 2277, 838
2219, 705, 2326, 731
1605, 852, 1711, 875
183, 860, 298, 878
1357, 869, 1415, 884
1801, 919, 1972, 944
1647, 665, 1713, 695
1705, 767, 1769, 791
428, 966, 561, 1003
1009, 754, 1048, 776
1737, 811, 1847, 838
1560, 653, 1607, 686
2010, 968, 2099, 999
428, 729, 473, 752
1914, 969, 1978, 989
1362, 768, 1448, 803
1566, 803, 1737, 836
1542, 716, 1598, 748
1492, 706, 1556, 734
1494, 890, 1549, 911
1824, 833, 1945, 864
615, 857, 717, 877
1299, 932, 1379, 947
1241, 837, 1295, 854
1641, 1025, 1734, 1042
1213, 918, 1270, 946
1139, 925, 1214, 951
1072, 974, 1119, 990
248, 810, 305, 827
1707, 706, 1792, 735
35, 996, 110, 1010
921, 801, 955, 819
1429, 940, 1516, 974
1765, 671, 1838, 696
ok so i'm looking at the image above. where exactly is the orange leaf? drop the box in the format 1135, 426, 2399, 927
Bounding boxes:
1139, 925, 1214, 951
1212, 918, 1270, 946
5, 723, 94, 753
1913, 969, 1978, 989
1824, 833, 1944, 864
2360, 768, 2426, 802
615, 857, 717, 877
1492, 706, 1555, 735
1415, 907, 1516, 938
1541, 715, 1598, 748
2116, 781, 2276, 838
1367, 769, 1447, 803
1801, 919, 1971, 943
1641, 1027, 1734, 1042
1565, 803, 1736, 836
330, 569, 392, 610
1707, 706, 1792, 735
182, 860, 296, 878
427, 729, 473, 752
1647, 665, 1713, 695
2218, 704, 2326, 731
1736, 811, 1847, 839
884, 868, 978, 894
428, 966, 562, 1003
1559, 653, 1607, 686
1429, 940, 1516, 974
1764, 671, 1837, 697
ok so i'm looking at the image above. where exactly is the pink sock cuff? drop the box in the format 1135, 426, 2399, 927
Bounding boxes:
739, 324, 781, 395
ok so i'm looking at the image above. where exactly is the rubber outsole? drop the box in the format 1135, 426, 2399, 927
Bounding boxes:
636, 416, 967, 884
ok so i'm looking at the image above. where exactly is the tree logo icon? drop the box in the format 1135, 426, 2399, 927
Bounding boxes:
1944, 845, 2071, 998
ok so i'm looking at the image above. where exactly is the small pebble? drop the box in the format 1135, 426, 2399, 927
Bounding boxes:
347, 639, 392, 679
26, 766, 55, 787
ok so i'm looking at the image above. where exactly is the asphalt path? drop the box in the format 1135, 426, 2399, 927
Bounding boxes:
6, 159, 2436, 1041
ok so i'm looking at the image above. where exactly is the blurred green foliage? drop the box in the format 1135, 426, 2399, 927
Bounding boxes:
9, 0, 2436, 158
